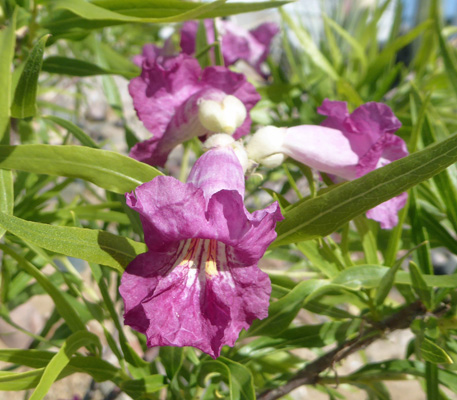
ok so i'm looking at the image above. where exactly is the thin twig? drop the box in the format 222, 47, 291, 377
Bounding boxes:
257, 300, 428, 400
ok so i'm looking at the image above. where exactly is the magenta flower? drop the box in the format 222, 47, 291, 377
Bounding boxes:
119, 146, 283, 358
132, 38, 175, 67
129, 53, 260, 167
246, 100, 408, 229
180, 19, 279, 77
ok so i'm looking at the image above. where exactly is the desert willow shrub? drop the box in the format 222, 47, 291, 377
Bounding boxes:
1, 1, 457, 400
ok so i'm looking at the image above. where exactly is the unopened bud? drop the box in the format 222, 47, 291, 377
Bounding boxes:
246, 126, 287, 168
198, 95, 247, 135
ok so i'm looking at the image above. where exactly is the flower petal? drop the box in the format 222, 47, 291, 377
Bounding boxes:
187, 146, 245, 200
356, 132, 409, 178
206, 190, 283, 265
281, 125, 359, 180
120, 238, 271, 358
365, 192, 408, 229
125, 176, 209, 251
130, 88, 228, 167
128, 54, 202, 139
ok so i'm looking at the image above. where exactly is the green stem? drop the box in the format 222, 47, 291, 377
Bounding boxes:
283, 164, 302, 199
179, 143, 192, 182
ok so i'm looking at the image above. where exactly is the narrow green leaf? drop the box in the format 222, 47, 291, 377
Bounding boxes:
29, 331, 101, 400
0, 170, 13, 240
0, 7, 16, 140
354, 216, 379, 264
274, 131, 457, 246
41, 56, 137, 79
195, 19, 211, 69
0, 349, 118, 381
327, 265, 457, 290
296, 240, 341, 278
198, 358, 255, 400
426, 361, 439, 400
436, 19, 457, 97
160, 347, 184, 381
342, 360, 457, 393
375, 243, 425, 306
0, 144, 162, 194
421, 338, 453, 364
0, 369, 44, 391
323, 15, 367, 73
360, 20, 431, 87
0, 245, 87, 333
51, 0, 228, 23
0, 352, 118, 391
11, 35, 50, 119
0, 212, 146, 272
409, 261, 433, 309
45, 0, 290, 32
422, 114, 457, 233
281, 10, 339, 80
409, 188, 433, 274
120, 375, 167, 398
0, 9, 16, 239
248, 280, 326, 337
43, 115, 98, 148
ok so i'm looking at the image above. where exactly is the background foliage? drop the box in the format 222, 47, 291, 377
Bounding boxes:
2, 0, 457, 399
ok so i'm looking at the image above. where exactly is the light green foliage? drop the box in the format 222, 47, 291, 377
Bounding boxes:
2, 1, 457, 399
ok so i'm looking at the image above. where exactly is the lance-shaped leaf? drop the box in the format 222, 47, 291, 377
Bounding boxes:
0, 7, 16, 139
0, 145, 162, 194
274, 132, 457, 246
44, 0, 290, 33
0, 245, 87, 333
197, 357, 255, 400
11, 35, 49, 119
0, 212, 147, 273
29, 332, 102, 400
0, 9, 16, 240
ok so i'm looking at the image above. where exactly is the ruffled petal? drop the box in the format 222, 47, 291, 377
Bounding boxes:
120, 238, 271, 358
365, 192, 408, 229
249, 22, 280, 74
133, 39, 175, 67
125, 176, 209, 251
180, 19, 279, 77
205, 190, 283, 265
317, 99, 349, 125
128, 54, 202, 138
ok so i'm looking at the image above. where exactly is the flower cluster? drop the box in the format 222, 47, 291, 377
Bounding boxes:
122, 19, 410, 358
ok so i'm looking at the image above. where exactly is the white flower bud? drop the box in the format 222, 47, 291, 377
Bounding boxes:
245, 126, 287, 168
203, 133, 235, 150
260, 153, 286, 168
198, 95, 247, 135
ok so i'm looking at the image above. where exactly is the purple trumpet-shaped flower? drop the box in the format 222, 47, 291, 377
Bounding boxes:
120, 145, 283, 358
129, 53, 260, 167
180, 19, 279, 77
246, 100, 408, 229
